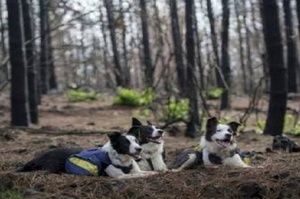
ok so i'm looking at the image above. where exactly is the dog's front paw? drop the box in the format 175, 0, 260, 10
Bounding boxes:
140, 171, 158, 175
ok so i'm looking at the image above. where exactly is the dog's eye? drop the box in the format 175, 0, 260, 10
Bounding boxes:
135, 139, 138, 143
217, 129, 221, 132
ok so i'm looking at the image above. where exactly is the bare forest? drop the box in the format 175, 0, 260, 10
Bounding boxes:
1, 0, 300, 198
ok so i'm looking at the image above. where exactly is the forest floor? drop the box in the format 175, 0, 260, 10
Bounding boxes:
1, 93, 300, 199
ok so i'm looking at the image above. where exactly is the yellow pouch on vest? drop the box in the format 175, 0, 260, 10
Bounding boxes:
69, 157, 98, 176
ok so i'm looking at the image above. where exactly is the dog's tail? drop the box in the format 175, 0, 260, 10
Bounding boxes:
17, 148, 82, 173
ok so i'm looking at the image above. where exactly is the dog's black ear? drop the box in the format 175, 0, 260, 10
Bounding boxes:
108, 132, 122, 142
227, 122, 241, 133
206, 117, 218, 129
147, 120, 152, 126
132, 117, 142, 126
205, 117, 218, 141
127, 126, 141, 140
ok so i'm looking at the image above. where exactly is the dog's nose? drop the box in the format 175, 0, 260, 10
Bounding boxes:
158, 130, 164, 135
225, 134, 232, 139
135, 147, 142, 152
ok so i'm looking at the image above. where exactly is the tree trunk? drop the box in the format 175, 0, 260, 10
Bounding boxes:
169, 0, 186, 94
193, 3, 204, 89
242, 0, 254, 94
283, 0, 298, 93
99, 2, 113, 90
22, 0, 38, 124
7, 0, 30, 126
251, 0, 269, 92
220, 0, 230, 110
104, 0, 124, 87
234, 0, 247, 93
260, 0, 287, 136
0, 0, 8, 80
185, 0, 200, 138
80, 23, 88, 86
206, 0, 221, 87
296, 0, 300, 43
140, 0, 154, 88
39, 0, 49, 94
46, 1, 57, 90
119, 0, 130, 87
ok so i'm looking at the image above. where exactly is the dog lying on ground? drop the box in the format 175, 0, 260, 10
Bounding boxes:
18, 132, 156, 179
126, 118, 167, 172
170, 117, 250, 171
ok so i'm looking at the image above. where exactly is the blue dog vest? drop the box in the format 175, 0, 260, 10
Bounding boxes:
65, 148, 132, 176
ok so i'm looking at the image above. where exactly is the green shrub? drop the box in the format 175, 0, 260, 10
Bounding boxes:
0, 190, 24, 199
113, 88, 155, 107
66, 89, 101, 102
205, 87, 223, 100
164, 97, 189, 121
256, 114, 300, 135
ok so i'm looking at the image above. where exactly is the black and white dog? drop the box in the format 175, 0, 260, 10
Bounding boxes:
128, 118, 167, 172
18, 132, 156, 179
171, 117, 249, 171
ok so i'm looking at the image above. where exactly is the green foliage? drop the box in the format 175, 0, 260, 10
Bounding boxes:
256, 119, 266, 134
113, 88, 155, 107
0, 190, 23, 199
284, 114, 300, 136
164, 97, 189, 121
205, 87, 223, 100
66, 89, 101, 102
256, 114, 300, 135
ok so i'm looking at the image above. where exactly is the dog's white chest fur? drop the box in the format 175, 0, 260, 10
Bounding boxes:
200, 136, 248, 167
138, 142, 167, 171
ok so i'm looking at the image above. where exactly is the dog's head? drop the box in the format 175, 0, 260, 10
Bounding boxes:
128, 118, 164, 145
205, 117, 240, 148
108, 132, 142, 159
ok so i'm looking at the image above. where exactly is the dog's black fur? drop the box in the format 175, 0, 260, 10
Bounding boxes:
17, 132, 141, 174
17, 148, 82, 173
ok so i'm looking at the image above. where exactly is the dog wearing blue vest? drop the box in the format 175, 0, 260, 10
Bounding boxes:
128, 118, 167, 172
18, 132, 157, 179
170, 117, 250, 171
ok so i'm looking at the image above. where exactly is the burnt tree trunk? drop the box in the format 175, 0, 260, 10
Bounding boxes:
220, 0, 230, 110
104, 0, 124, 87
283, 0, 298, 93
46, 1, 57, 90
0, 0, 8, 80
206, 0, 221, 87
169, 0, 186, 94
140, 0, 154, 88
260, 0, 287, 136
185, 0, 200, 138
296, 0, 300, 43
39, 0, 49, 94
22, 0, 38, 124
7, 0, 30, 126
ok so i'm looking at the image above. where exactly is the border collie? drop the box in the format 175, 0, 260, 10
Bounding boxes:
128, 118, 167, 172
18, 132, 156, 179
170, 117, 249, 171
